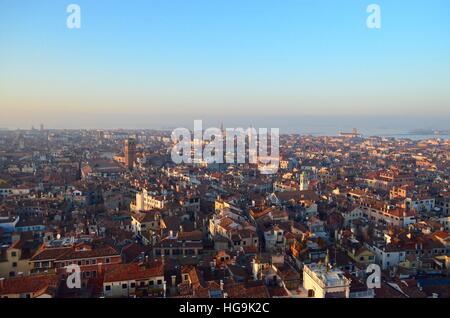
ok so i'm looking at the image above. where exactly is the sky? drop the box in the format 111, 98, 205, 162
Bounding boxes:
0, 0, 449, 131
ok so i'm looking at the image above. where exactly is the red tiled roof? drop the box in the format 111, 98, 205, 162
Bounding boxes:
30, 247, 71, 261
0, 274, 58, 296
58, 246, 119, 261
103, 261, 164, 283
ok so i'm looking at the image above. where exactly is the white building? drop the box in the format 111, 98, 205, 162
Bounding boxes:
342, 207, 365, 227
365, 242, 406, 270
134, 189, 168, 211
437, 216, 450, 231
405, 197, 435, 213
302, 263, 351, 298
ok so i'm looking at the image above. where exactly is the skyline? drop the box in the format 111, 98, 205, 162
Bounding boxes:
1, 0, 450, 129
1, 115, 450, 137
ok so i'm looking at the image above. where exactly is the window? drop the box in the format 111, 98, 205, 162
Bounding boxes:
12, 262, 17, 268
105, 285, 111, 291
122, 283, 127, 289
11, 251, 17, 257
149, 281, 154, 286
105, 258, 111, 264
157, 279, 163, 285
130, 283, 136, 288
186, 249, 194, 255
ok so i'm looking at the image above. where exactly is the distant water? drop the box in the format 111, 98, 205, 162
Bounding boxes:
378, 133, 450, 140
212, 115, 450, 140
303, 130, 450, 140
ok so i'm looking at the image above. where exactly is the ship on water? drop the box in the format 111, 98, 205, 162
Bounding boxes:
339, 128, 361, 138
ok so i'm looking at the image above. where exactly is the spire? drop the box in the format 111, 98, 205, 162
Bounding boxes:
334, 246, 337, 268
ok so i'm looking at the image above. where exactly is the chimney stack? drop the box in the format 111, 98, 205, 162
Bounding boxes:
163, 281, 167, 298
171, 275, 176, 286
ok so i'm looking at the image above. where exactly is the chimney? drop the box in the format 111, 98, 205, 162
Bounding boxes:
171, 275, 176, 286
251, 258, 258, 281
163, 281, 167, 298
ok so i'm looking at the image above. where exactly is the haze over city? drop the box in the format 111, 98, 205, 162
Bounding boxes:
1, 0, 450, 306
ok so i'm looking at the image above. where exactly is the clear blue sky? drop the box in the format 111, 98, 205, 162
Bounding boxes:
0, 0, 449, 129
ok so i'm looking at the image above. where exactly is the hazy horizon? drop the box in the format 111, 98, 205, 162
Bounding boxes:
1, 115, 449, 137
